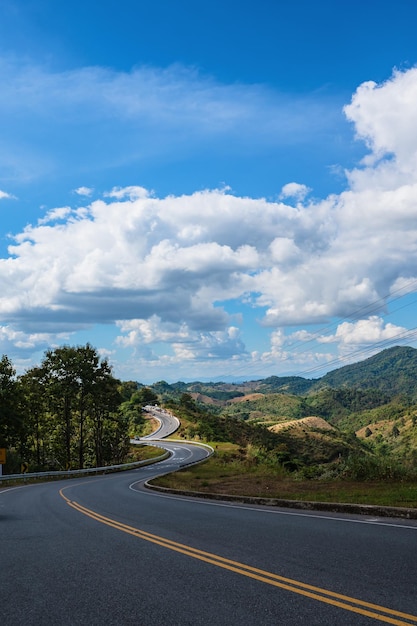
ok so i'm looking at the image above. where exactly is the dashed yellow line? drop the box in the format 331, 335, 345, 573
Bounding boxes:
59, 488, 417, 625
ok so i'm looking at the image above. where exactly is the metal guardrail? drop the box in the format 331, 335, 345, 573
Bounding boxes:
0, 411, 214, 484
0, 451, 170, 483
0, 441, 214, 483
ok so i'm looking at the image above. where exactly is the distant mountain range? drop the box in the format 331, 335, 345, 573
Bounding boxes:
146, 346, 417, 401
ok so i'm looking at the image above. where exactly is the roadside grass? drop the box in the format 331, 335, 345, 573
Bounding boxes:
139, 416, 161, 437
126, 444, 164, 462
152, 446, 417, 509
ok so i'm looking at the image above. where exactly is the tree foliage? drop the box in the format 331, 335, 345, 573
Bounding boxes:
0, 355, 24, 449
1, 344, 130, 473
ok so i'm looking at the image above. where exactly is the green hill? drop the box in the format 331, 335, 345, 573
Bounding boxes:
314, 346, 417, 398
145, 346, 417, 403
144, 346, 417, 480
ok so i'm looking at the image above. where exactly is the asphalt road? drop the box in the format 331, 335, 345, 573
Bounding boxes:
2, 413, 417, 626
140, 405, 180, 440
2, 447, 417, 626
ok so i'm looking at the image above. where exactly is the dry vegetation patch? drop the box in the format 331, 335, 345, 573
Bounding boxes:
356, 420, 395, 438
356, 415, 417, 439
190, 393, 223, 406
268, 416, 334, 433
229, 393, 265, 403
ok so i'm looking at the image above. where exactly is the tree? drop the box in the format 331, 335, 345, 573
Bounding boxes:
19, 367, 49, 467
179, 393, 196, 411
72, 344, 106, 469
88, 359, 123, 466
0, 355, 23, 449
40, 346, 81, 468
38, 344, 125, 469
137, 387, 158, 405
391, 424, 400, 438
119, 387, 159, 436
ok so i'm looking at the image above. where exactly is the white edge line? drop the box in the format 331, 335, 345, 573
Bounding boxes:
128, 479, 417, 531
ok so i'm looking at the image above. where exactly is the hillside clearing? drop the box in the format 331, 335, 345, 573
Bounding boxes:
268, 416, 335, 433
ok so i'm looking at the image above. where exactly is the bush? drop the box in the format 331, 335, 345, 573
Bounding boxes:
340, 452, 412, 481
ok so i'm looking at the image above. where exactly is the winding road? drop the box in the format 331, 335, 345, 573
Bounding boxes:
1, 412, 417, 625
139, 404, 181, 440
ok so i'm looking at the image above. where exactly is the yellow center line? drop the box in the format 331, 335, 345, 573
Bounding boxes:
59, 489, 417, 625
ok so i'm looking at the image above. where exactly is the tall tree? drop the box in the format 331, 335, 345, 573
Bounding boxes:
73, 344, 103, 469
89, 364, 123, 467
0, 355, 23, 449
41, 346, 81, 468
19, 366, 49, 467
39, 344, 125, 469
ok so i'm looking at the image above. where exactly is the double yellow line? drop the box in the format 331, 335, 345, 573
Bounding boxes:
60, 489, 417, 625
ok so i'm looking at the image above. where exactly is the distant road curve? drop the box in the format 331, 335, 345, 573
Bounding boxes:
130, 405, 212, 470
137, 404, 180, 440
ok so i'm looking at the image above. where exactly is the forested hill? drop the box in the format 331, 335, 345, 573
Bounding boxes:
316, 346, 417, 398
148, 346, 417, 401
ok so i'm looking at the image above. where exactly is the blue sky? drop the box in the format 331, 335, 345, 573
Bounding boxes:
1, 0, 417, 383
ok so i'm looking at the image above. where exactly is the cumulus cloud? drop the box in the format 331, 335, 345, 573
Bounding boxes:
1, 66, 417, 377
0, 324, 69, 355
251, 328, 334, 376
318, 316, 409, 345
115, 317, 246, 368
344, 68, 417, 167
279, 182, 311, 201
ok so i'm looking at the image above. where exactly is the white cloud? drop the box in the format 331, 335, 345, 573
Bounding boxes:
38, 206, 72, 225
318, 316, 409, 346
344, 67, 417, 191
105, 186, 150, 200
116, 316, 246, 365
1, 141, 417, 352
344, 69, 417, 166
279, 182, 311, 201
1, 66, 417, 376
74, 186, 94, 197
268, 237, 301, 266
0, 189, 15, 199
252, 328, 334, 375
116, 316, 190, 346
0, 324, 69, 354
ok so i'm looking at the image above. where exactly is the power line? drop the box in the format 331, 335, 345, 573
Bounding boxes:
212, 276, 417, 383
292, 326, 417, 379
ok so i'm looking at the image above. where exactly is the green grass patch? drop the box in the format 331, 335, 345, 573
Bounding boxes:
126, 444, 164, 462
151, 452, 417, 508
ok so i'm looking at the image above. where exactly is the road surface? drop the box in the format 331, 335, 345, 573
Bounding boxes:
139, 404, 180, 440
1, 417, 417, 625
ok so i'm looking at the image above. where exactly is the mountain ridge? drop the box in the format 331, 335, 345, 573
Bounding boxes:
146, 346, 417, 401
